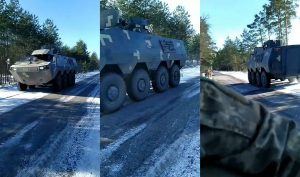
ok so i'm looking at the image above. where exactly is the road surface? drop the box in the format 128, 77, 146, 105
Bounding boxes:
100, 70, 200, 177
213, 71, 300, 125
0, 73, 100, 177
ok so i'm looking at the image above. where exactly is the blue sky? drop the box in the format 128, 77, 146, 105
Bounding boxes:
19, 0, 100, 57
201, 0, 269, 48
201, 0, 300, 48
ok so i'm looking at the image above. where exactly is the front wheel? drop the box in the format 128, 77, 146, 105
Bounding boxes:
53, 74, 62, 92
18, 83, 27, 91
100, 73, 126, 114
250, 71, 256, 85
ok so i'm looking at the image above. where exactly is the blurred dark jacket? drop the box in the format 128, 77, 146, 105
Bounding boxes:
200, 77, 300, 177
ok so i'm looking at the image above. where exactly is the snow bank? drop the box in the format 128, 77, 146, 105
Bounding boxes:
218, 71, 300, 96
0, 71, 99, 116
181, 65, 200, 83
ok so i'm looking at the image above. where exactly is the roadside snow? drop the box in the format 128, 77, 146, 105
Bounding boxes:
181, 65, 200, 83
218, 71, 248, 82
218, 71, 300, 95
0, 71, 99, 116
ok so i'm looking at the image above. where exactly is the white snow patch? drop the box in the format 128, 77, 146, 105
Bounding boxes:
138, 130, 200, 177
0, 71, 99, 116
218, 71, 249, 82
181, 65, 200, 83
218, 71, 300, 96
100, 124, 147, 162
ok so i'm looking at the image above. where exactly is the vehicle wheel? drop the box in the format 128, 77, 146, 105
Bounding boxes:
261, 71, 270, 88
152, 65, 169, 92
288, 78, 297, 83
169, 64, 180, 87
100, 73, 126, 113
250, 71, 256, 85
67, 73, 72, 87
127, 69, 150, 101
29, 85, 35, 89
62, 73, 68, 89
18, 82, 27, 91
248, 71, 252, 84
256, 71, 262, 87
72, 72, 76, 86
53, 74, 62, 92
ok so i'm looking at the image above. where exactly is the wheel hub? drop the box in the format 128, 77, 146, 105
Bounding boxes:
160, 74, 166, 85
137, 79, 146, 92
107, 85, 119, 101
174, 71, 179, 81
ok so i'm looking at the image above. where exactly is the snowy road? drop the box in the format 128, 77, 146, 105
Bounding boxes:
0, 72, 100, 177
100, 66, 200, 177
213, 71, 300, 125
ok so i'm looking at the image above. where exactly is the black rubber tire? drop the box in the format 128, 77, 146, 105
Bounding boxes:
256, 71, 262, 87
100, 73, 126, 114
18, 82, 27, 91
288, 78, 297, 83
72, 72, 76, 86
261, 71, 270, 88
169, 64, 180, 87
127, 69, 150, 101
248, 71, 252, 84
29, 85, 35, 89
152, 66, 169, 93
67, 73, 72, 87
62, 73, 68, 89
53, 74, 62, 92
250, 71, 256, 85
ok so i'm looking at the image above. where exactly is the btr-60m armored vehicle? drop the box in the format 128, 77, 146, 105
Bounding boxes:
247, 40, 300, 88
10, 49, 77, 92
100, 7, 188, 113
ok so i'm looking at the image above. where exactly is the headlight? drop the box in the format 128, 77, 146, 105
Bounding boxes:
39, 65, 49, 70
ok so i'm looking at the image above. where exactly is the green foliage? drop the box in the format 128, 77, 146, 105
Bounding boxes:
0, 0, 98, 72
212, 0, 298, 71
200, 16, 215, 71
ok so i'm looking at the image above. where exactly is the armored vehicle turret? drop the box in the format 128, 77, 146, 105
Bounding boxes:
247, 40, 300, 88
10, 49, 77, 92
100, 7, 188, 113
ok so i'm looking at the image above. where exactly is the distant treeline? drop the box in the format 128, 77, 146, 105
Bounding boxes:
201, 0, 298, 71
101, 0, 200, 61
0, 0, 98, 72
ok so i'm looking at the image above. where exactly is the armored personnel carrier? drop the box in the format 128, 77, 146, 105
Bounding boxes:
247, 40, 300, 88
100, 7, 188, 113
10, 49, 77, 92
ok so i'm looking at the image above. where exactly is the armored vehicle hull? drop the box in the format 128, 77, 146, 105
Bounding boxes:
10, 49, 77, 92
100, 9, 187, 113
248, 40, 300, 88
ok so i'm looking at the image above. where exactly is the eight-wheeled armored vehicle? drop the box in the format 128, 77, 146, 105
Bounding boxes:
10, 49, 77, 92
100, 7, 188, 113
247, 40, 300, 88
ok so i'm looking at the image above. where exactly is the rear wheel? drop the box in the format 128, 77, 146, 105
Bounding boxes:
29, 85, 35, 89
127, 69, 150, 101
53, 74, 62, 92
256, 71, 262, 87
72, 72, 76, 86
100, 73, 126, 113
288, 78, 297, 83
152, 65, 169, 93
169, 64, 180, 87
62, 73, 68, 89
261, 71, 270, 88
250, 71, 256, 85
18, 83, 27, 91
248, 71, 252, 84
